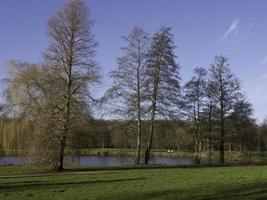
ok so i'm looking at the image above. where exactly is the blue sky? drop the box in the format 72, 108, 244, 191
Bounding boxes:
0, 0, 267, 122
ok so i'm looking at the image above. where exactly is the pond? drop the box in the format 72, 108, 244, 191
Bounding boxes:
0, 155, 194, 166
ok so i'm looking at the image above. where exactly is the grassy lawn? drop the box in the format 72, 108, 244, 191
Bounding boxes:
1, 165, 267, 200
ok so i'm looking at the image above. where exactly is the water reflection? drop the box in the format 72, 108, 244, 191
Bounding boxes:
0, 155, 194, 166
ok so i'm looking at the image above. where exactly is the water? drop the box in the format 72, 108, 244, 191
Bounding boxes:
0, 155, 194, 166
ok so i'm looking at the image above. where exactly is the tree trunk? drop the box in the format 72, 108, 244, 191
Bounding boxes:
57, 28, 74, 171
136, 119, 142, 164
58, 135, 66, 170
144, 64, 159, 164
195, 139, 200, 164
193, 101, 202, 164
135, 49, 142, 165
57, 96, 71, 170
208, 136, 212, 164
208, 102, 213, 164
229, 143, 232, 160
145, 105, 156, 164
219, 109, 225, 164
145, 73, 159, 164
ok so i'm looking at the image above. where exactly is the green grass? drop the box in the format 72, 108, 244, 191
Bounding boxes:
0, 165, 54, 176
1, 165, 267, 199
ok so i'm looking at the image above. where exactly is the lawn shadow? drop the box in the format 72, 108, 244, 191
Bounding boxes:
98, 181, 267, 200
0, 177, 146, 192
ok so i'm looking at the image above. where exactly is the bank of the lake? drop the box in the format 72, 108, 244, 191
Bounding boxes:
1, 149, 263, 167
78, 148, 195, 158
0, 155, 194, 167
1, 165, 267, 200
0, 148, 195, 158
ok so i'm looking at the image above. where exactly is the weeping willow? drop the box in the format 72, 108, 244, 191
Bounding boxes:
0, 116, 33, 156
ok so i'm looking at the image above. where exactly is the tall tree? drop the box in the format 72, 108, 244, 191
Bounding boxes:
227, 98, 257, 159
183, 67, 207, 164
3, 61, 54, 160
144, 27, 181, 164
203, 83, 217, 164
44, 0, 99, 170
209, 55, 241, 163
105, 26, 149, 164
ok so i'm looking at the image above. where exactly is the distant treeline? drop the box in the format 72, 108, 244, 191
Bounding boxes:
1, 117, 267, 159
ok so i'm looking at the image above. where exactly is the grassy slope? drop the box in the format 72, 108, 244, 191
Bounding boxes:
1, 166, 267, 200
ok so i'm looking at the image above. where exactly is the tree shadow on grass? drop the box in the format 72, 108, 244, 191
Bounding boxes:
209, 182, 267, 200
0, 177, 146, 192
101, 181, 267, 200
2, 177, 267, 200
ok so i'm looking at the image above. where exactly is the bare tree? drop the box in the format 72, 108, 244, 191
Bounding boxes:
204, 83, 216, 164
4, 60, 62, 166
183, 67, 207, 164
106, 26, 149, 164
4, 58, 97, 168
227, 98, 256, 159
144, 27, 181, 164
44, 0, 100, 170
208, 55, 241, 163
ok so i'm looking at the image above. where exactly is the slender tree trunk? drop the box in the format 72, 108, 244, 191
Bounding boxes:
144, 67, 159, 164
208, 102, 213, 164
229, 143, 232, 159
58, 33, 73, 170
208, 135, 212, 164
199, 134, 202, 163
193, 101, 202, 164
58, 135, 66, 170
219, 106, 225, 164
145, 101, 156, 164
58, 94, 71, 170
136, 44, 142, 165
136, 119, 142, 164
195, 138, 200, 164
195, 133, 202, 164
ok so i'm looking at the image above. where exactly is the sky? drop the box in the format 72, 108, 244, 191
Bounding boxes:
1, 0, 267, 122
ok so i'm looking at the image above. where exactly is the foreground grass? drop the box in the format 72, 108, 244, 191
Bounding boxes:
1, 165, 267, 200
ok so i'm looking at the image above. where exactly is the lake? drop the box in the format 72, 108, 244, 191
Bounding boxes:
0, 155, 194, 166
